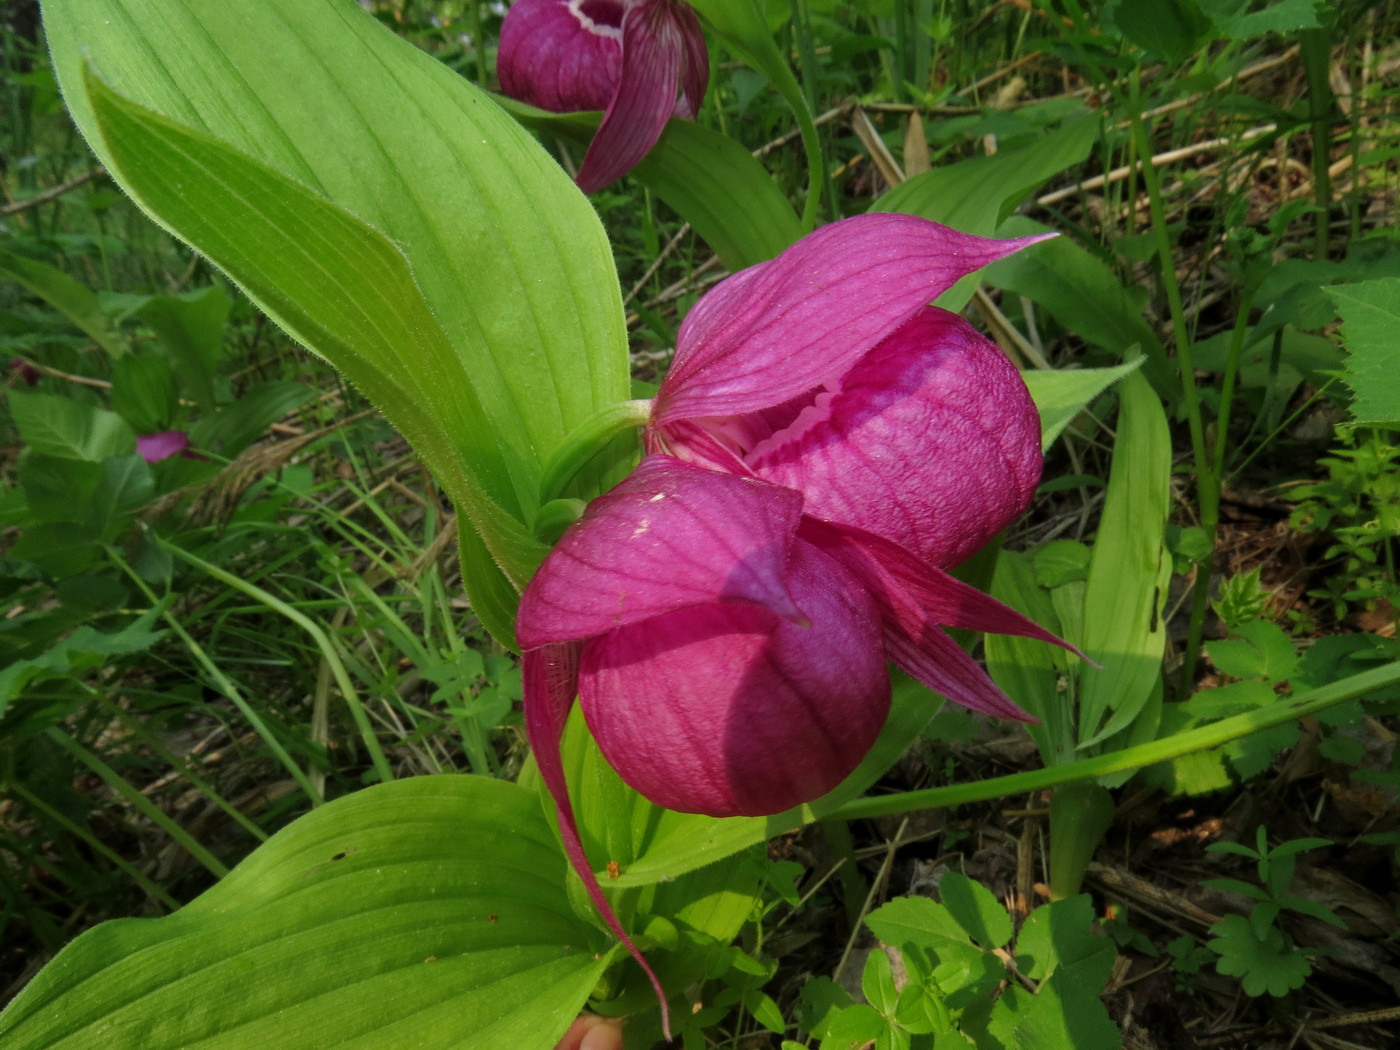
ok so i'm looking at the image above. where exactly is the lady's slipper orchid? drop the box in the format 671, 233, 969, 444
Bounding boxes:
497, 0, 708, 191
515, 215, 1077, 1025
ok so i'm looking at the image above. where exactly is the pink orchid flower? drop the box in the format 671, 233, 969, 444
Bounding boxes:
515, 214, 1075, 1029
497, 0, 708, 191
135, 429, 191, 463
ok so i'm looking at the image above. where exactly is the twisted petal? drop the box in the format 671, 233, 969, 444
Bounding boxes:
522, 643, 670, 1038
749, 307, 1042, 568
578, 540, 889, 816
801, 516, 1086, 721
652, 215, 1053, 426
577, 0, 705, 192
498, 0, 622, 113
517, 455, 806, 648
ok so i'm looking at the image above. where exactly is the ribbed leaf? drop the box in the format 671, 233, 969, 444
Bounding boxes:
0, 776, 609, 1050
42, 0, 630, 600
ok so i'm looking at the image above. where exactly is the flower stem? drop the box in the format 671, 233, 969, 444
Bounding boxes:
829, 658, 1400, 821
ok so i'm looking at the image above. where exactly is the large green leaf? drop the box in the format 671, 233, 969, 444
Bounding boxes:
502, 103, 803, 270
42, 0, 630, 596
1328, 279, 1400, 427
1077, 368, 1171, 749
0, 776, 610, 1050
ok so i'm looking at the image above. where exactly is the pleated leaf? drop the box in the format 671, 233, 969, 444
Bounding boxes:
0, 776, 611, 1050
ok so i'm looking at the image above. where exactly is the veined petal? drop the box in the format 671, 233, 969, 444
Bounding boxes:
750, 308, 1041, 568
653, 215, 1053, 426
576, 0, 688, 192
673, 0, 708, 119
885, 622, 1035, 723
578, 541, 889, 816
522, 644, 671, 1038
800, 516, 1080, 656
517, 455, 806, 647
498, 0, 622, 113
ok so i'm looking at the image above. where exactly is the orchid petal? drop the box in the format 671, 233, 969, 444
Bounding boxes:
750, 308, 1041, 567
673, 0, 708, 119
517, 455, 806, 647
498, 0, 622, 114
800, 516, 1082, 658
522, 643, 671, 1038
578, 541, 888, 816
884, 621, 1035, 723
576, 0, 687, 192
653, 214, 1053, 425
136, 429, 190, 463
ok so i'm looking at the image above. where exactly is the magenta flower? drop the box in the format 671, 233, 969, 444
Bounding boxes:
136, 429, 191, 463
497, 0, 708, 192
515, 215, 1073, 1022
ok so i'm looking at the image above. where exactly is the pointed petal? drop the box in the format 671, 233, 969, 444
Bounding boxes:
800, 516, 1081, 657
576, 0, 686, 191
523, 644, 671, 1038
517, 455, 806, 647
672, 0, 709, 119
750, 308, 1042, 567
654, 214, 1053, 425
578, 541, 889, 816
885, 622, 1036, 723
498, 0, 623, 113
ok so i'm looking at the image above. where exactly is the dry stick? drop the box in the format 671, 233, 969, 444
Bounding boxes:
0, 167, 107, 217
1035, 124, 1279, 207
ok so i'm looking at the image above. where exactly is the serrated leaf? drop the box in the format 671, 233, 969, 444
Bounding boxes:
1208, 914, 1311, 997
939, 872, 1013, 950
0, 776, 610, 1050
1014, 896, 1115, 985
9, 391, 136, 462
1328, 279, 1400, 427
866, 897, 970, 952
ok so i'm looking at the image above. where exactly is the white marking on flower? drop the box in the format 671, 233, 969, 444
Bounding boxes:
566, 0, 624, 39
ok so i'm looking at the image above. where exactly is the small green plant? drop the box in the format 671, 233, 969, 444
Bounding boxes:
1165, 935, 1215, 995
1202, 828, 1345, 997
1214, 566, 1272, 630
790, 872, 1120, 1050
1289, 431, 1400, 624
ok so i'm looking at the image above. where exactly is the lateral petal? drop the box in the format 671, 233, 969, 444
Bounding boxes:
517, 455, 806, 647
800, 516, 1080, 656
750, 308, 1042, 568
885, 622, 1036, 723
576, 0, 686, 191
653, 214, 1052, 425
522, 643, 671, 1037
578, 541, 889, 816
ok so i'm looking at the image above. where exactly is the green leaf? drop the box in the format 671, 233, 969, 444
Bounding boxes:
987, 218, 1172, 392
0, 245, 128, 358
134, 285, 231, 409
1077, 369, 1172, 750
9, 391, 136, 462
1327, 279, 1400, 427
1103, 0, 1211, 65
0, 776, 610, 1050
43, 0, 631, 606
190, 381, 315, 459
866, 896, 972, 952
1014, 895, 1115, 984
1206, 621, 1297, 684
872, 115, 1098, 237
502, 104, 803, 269
1206, 0, 1324, 38
863, 949, 900, 1015
111, 354, 179, 433
1207, 913, 1311, 997
939, 872, 1013, 950
1023, 361, 1144, 451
